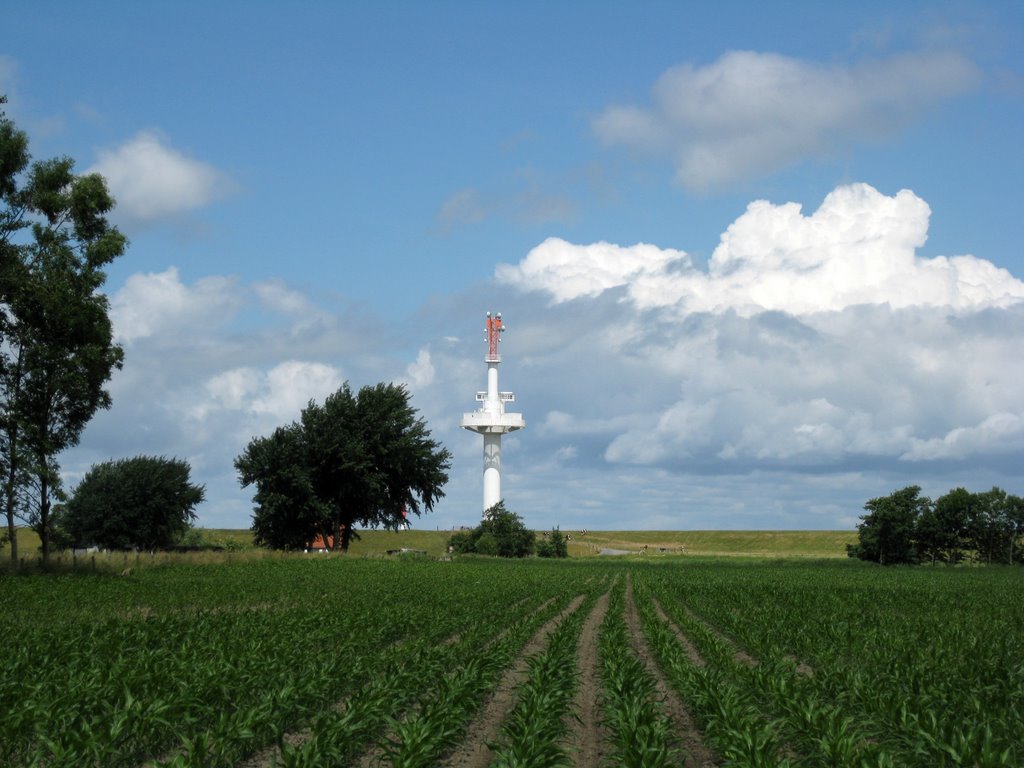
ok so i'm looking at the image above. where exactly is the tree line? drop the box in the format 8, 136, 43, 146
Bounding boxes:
849, 485, 1024, 565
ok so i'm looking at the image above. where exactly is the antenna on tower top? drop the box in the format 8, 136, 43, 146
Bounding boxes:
486, 311, 505, 362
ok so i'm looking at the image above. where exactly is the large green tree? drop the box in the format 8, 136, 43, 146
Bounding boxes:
849, 485, 930, 565
0, 95, 125, 563
59, 456, 204, 550
917, 487, 973, 564
236, 382, 451, 551
968, 487, 1024, 565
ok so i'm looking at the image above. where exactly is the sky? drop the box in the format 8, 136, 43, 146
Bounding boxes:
3, 1, 1023, 532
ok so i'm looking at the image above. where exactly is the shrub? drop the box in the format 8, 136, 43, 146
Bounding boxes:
536, 527, 568, 558
447, 501, 535, 558
474, 532, 499, 556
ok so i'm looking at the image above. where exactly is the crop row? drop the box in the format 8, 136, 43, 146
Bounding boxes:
597, 579, 676, 767
489, 591, 595, 767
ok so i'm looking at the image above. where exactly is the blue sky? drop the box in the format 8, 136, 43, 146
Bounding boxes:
3, 1, 1023, 531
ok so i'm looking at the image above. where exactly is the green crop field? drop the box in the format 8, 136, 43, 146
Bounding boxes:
1, 555, 1020, 767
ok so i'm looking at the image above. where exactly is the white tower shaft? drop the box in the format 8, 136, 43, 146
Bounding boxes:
460, 312, 525, 514
487, 363, 499, 412
483, 433, 501, 510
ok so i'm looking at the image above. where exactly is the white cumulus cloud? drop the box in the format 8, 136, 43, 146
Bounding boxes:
403, 348, 436, 391
497, 238, 690, 303
89, 131, 233, 223
594, 50, 980, 190
187, 361, 345, 437
250, 361, 345, 421
110, 267, 242, 344
498, 184, 1024, 315
901, 412, 1024, 461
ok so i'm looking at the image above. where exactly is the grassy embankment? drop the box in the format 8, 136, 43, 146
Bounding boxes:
2, 526, 856, 562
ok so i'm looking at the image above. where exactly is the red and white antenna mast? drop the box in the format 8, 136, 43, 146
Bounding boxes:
460, 312, 525, 514
486, 312, 504, 362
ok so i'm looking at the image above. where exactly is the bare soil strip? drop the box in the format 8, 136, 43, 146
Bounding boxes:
563, 588, 611, 766
627, 579, 718, 768
654, 599, 805, 765
440, 594, 587, 768
651, 598, 706, 669
680, 604, 758, 668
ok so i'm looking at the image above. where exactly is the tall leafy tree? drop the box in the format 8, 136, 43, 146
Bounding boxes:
237, 382, 451, 551
849, 485, 930, 565
59, 456, 204, 550
0, 95, 31, 562
918, 487, 973, 564
1006, 493, 1024, 566
968, 487, 1022, 565
0, 96, 125, 563
236, 422, 329, 550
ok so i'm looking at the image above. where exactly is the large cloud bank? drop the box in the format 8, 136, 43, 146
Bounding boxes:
594, 50, 980, 190
493, 184, 1024, 524
64, 184, 1023, 531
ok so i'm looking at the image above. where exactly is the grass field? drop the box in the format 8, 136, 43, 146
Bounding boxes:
2, 526, 856, 562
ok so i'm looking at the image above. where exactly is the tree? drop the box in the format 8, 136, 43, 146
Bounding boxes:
0, 94, 30, 563
59, 456, 204, 550
0, 96, 126, 563
1006, 493, 1024, 566
849, 485, 930, 565
236, 382, 451, 552
536, 526, 569, 558
968, 487, 1022, 565
235, 422, 329, 550
918, 487, 972, 564
447, 501, 536, 558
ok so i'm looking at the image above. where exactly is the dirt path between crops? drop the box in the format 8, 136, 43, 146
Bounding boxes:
651, 597, 706, 669
563, 587, 611, 766
651, 597, 808, 766
439, 593, 588, 768
628, 579, 718, 768
682, 605, 758, 668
